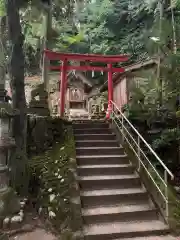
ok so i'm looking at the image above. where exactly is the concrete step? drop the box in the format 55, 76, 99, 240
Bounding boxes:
70, 114, 89, 117
74, 128, 111, 134
70, 116, 89, 120
78, 174, 141, 190
114, 236, 177, 240
76, 146, 124, 156
81, 188, 149, 207
73, 122, 108, 129
74, 122, 170, 240
76, 140, 120, 148
74, 133, 116, 141
77, 164, 135, 176
82, 204, 158, 224
83, 220, 169, 240
76, 155, 129, 165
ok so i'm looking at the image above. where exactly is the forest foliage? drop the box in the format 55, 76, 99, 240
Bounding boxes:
2, 0, 180, 181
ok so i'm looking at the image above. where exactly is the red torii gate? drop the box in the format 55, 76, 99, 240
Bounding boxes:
44, 49, 129, 118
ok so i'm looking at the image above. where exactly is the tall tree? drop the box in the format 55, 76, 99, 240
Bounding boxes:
0, 0, 6, 99
6, 0, 28, 195
41, 0, 52, 91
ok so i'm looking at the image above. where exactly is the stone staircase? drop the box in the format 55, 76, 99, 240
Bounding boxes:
73, 120, 175, 240
69, 108, 90, 120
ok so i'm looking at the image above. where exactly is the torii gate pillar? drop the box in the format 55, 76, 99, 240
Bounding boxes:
106, 63, 113, 119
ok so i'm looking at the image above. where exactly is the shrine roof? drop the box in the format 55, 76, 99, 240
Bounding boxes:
100, 58, 158, 92
68, 71, 93, 87
113, 58, 158, 82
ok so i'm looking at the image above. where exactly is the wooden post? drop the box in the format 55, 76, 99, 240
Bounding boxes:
106, 63, 113, 119
60, 59, 67, 117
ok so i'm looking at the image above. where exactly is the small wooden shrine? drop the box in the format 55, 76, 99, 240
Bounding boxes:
65, 71, 92, 110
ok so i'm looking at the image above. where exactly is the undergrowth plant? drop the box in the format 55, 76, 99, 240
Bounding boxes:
28, 125, 81, 238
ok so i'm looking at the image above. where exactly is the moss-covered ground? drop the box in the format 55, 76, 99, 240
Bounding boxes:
29, 124, 83, 239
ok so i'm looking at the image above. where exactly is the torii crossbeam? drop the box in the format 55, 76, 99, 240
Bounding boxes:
44, 49, 129, 118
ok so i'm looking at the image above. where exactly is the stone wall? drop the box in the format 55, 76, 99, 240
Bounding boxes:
27, 115, 64, 156
5, 75, 65, 155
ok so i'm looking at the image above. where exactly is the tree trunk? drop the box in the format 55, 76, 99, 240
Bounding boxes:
0, 15, 9, 193
170, 0, 177, 54
0, 16, 6, 98
157, 0, 164, 106
6, 0, 28, 195
42, 2, 52, 92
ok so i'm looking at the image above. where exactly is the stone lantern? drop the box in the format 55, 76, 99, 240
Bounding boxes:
28, 83, 50, 116
0, 101, 16, 215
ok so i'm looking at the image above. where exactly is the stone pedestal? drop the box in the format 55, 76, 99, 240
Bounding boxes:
0, 102, 16, 221
0, 110, 15, 192
99, 102, 108, 119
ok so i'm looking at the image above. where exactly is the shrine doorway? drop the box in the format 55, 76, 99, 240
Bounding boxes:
69, 102, 84, 109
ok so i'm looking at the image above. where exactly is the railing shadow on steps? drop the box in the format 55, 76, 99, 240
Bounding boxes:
110, 100, 174, 224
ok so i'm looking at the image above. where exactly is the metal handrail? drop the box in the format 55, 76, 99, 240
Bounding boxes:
110, 100, 174, 222
110, 101, 174, 179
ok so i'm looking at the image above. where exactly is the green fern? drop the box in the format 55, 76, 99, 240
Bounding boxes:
0, 0, 6, 17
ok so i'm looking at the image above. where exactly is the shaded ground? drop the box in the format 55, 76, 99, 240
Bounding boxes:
10, 228, 56, 240
3, 211, 57, 240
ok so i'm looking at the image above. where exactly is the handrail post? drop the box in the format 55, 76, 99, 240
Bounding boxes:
164, 170, 169, 222
122, 115, 124, 143
138, 136, 141, 171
